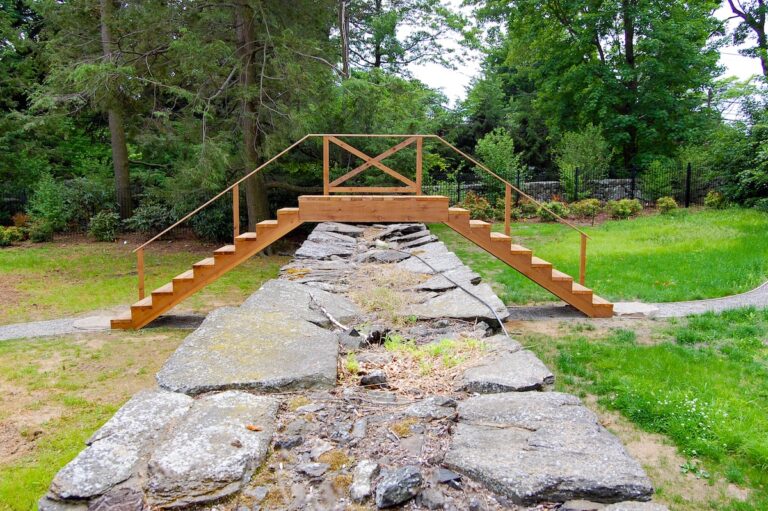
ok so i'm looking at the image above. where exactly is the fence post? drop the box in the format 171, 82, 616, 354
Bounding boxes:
137, 248, 145, 300
574, 167, 580, 202
456, 176, 461, 203
630, 165, 637, 200
684, 162, 692, 208
232, 183, 239, 239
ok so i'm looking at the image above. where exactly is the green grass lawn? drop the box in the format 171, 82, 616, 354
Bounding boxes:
0, 329, 187, 510
0, 239, 290, 325
525, 308, 768, 510
431, 208, 768, 304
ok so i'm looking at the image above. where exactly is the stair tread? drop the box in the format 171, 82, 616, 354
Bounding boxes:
592, 295, 612, 305
448, 207, 469, 213
113, 310, 132, 320
509, 244, 532, 254
235, 232, 258, 241
571, 282, 593, 294
469, 219, 491, 227
551, 269, 573, 281
277, 207, 300, 213
214, 245, 236, 254
133, 297, 153, 308
153, 283, 174, 295
174, 270, 194, 281
490, 232, 511, 241
531, 256, 552, 267
193, 257, 215, 267
258, 220, 278, 226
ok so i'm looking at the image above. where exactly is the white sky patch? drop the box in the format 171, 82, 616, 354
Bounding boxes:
409, 1, 763, 107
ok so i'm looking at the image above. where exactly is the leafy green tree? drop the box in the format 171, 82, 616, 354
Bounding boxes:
474, 127, 524, 181
727, 0, 768, 77
554, 124, 612, 200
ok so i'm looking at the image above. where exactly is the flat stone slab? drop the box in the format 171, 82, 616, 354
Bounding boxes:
242, 280, 361, 327
444, 393, 653, 505
415, 266, 482, 292
461, 335, 554, 392
603, 503, 669, 511
352, 249, 411, 264
613, 302, 660, 318
295, 240, 355, 259
397, 249, 464, 275
49, 389, 192, 500
375, 223, 426, 240
403, 283, 510, 323
397, 234, 438, 249
147, 391, 279, 507
307, 230, 357, 246
314, 222, 365, 237
157, 307, 338, 395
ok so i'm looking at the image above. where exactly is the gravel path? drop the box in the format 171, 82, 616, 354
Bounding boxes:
0, 313, 204, 342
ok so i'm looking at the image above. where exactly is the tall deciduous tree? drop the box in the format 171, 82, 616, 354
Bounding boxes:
727, 0, 768, 77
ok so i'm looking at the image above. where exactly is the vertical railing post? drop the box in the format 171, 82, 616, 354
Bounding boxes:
579, 233, 587, 285
322, 136, 330, 195
137, 248, 145, 300
415, 136, 423, 195
504, 184, 511, 236
685, 162, 692, 208
232, 183, 239, 239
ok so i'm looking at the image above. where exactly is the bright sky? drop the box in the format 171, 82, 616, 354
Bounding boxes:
409, 1, 763, 106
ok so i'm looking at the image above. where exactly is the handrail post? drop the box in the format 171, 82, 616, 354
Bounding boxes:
415, 136, 423, 195
137, 248, 145, 300
579, 233, 587, 285
232, 183, 239, 239
504, 184, 511, 236
322, 136, 330, 195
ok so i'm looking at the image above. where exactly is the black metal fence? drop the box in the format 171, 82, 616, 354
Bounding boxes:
423, 161, 723, 207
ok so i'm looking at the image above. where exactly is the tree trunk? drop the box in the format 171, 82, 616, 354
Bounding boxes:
100, 0, 132, 218
235, 0, 270, 231
621, 0, 639, 170
339, 0, 350, 78
373, 0, 382, 68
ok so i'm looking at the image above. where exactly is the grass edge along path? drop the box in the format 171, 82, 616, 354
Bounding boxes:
430, 208, 768, 305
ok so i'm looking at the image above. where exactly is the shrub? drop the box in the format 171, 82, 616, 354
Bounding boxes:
29, 220, 54, 242
190, 202, 231, 242
0, 229, 9, 247
62, 177, 115, 230
607, 198, 643, 219
88, 211, 121, 242
555, 124, 612, 200
125, 201, 176, 234
475, 128, 527, 181
3, 226, 25, 242
704, 190, 727, 209
752, 197, 768, 213
27, 173, 67, 231
538, 201, 570, 222
11, 212, 29, 227
518, 200, 538, 218
640, 160, 675, 201
656, 196, 678, 214
458, 191, 494, 221
570, 199, 602, 224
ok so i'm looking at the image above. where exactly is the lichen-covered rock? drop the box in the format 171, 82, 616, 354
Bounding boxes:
295, 240, 355, 259
461, 335, 554, 392
157, 308, 338, 395
307, 230, 357, 246
314, 222, 365, 237
444, 393, 653, 505
351, 460, 380, 502
375, 465, 423, 508
147, 391, 278, 508
403, 284, 510, 324
242, 279, 361, 327
48, 390, 192, 500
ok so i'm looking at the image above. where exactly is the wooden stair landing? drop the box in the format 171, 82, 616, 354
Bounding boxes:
112, 195, 612, 329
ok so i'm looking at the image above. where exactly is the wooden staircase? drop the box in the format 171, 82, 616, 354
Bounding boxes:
113, 196, 612, 329
444, 207, 612, 318
111, 208, 303, 329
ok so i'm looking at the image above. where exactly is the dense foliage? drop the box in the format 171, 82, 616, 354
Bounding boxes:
0, 0, 767, 242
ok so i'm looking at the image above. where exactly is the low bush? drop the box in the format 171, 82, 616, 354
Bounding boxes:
0, 228, 10, 247
458, 191, 495, 221
752, 197, 768, 213
704, 190, 727, 209
27, 173, 67, 231
11, 212, 29, 227
518, 200, 538, 218
656, 196, 678, 214
570, 198, 602, 224
88, 211, 121, 242
607, 198, 643, 219
62, 177, 115, 230
538, 201, 570, 222
29, 220, 54, 242
124, 201, 176, 234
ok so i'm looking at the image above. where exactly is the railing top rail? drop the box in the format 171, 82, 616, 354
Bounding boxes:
133, 132, 586, 253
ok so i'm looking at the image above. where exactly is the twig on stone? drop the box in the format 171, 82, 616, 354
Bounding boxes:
308, 292, 348, 331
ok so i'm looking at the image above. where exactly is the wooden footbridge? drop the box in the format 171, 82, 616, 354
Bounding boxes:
112, 135, 612, 329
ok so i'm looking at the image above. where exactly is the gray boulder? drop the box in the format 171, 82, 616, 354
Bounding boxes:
375, 466, 423, 508
307, 230, 357, 246
295, 240, 355, 259
444, 393, 653, 505
461, 335, 554, 392
242, 279, 361, 327
376, 223, 426, 240
157, 308, 338, 395
403, 283, 510, 324
49, 389, 192, 500
397, 235, 438, 249
415, 267, 482, 292
314, 222, 365, 237
351, 460, 380, 502
353, 250, 411, 264
147, 391, 278, 507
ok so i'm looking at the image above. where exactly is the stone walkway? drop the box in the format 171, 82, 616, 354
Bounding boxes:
40, 223, 666, 511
